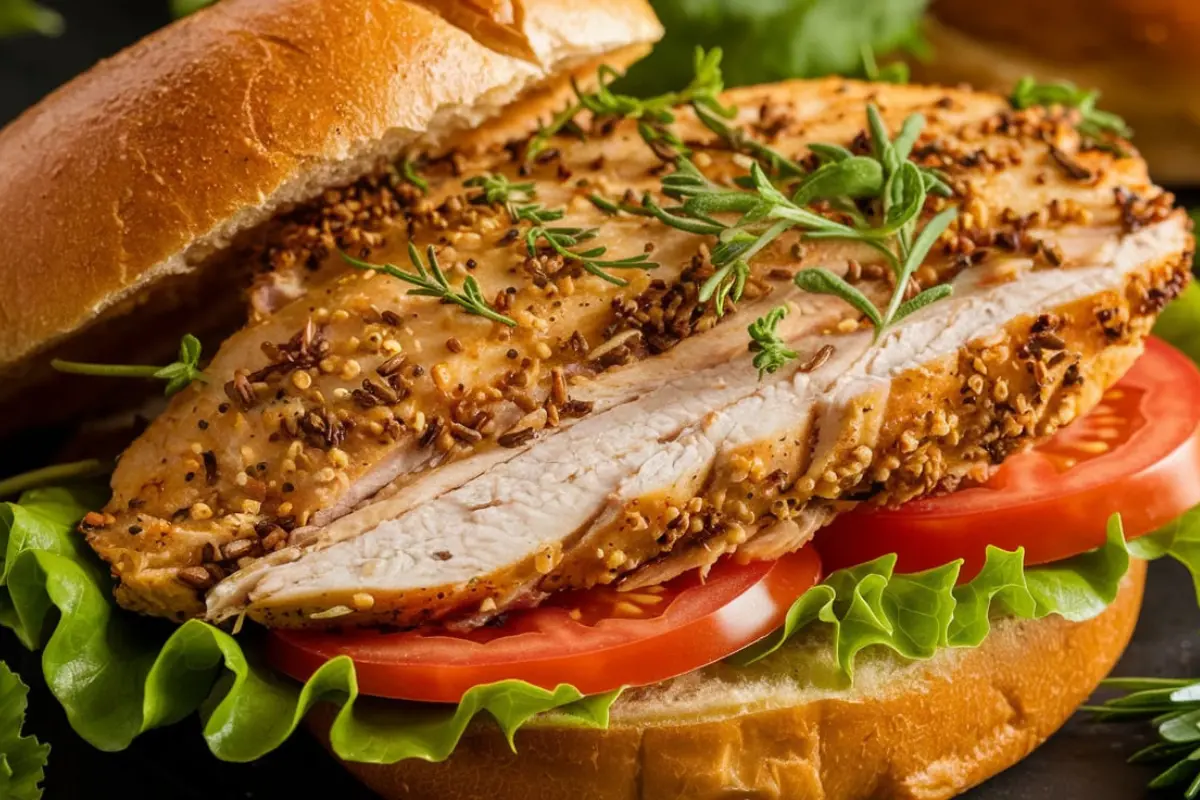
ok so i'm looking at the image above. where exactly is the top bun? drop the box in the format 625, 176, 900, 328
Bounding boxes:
919, 0, 1200, 182
0, 0, 661, 413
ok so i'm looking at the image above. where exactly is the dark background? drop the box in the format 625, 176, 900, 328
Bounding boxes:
1, 2, 1197, 798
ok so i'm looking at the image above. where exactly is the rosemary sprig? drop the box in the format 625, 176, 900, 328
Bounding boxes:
1010, 76, 1132, 144
464, 173, 545, 223
691, 102, 806, 179
511, 203, 564, 225
794, 207, 956, 337
524, 226, 657, 287
1089, 678, 1200, 798
342, 245, 516, 327
464, 173, 535, 205
52, 334, 209, 396
526, 46, 735, 162
398, 158, 428, 194
747, 306, 798, 378
588, 194, 654, 217
650, 103, 959, 373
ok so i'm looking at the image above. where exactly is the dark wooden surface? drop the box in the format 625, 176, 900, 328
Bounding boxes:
1, 5, 1196, 798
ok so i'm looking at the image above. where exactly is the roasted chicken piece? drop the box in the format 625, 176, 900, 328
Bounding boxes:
83, 78, 1191, 626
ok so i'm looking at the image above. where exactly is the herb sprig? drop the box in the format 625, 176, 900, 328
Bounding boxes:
526, 47, 734, 162
396, 158, 428, 194
650, 103, 956, 342
464, 173, 554, 223
643, 101, 958, 375
748, 306, 798, 378
524, 227, 657, 287
464, 173, 535, 207
1090, 678, 1200, 797
342, 245, 516, 327
1010, 77, 1132, 143
691, 103, 806, 180
51, 334, 209, 396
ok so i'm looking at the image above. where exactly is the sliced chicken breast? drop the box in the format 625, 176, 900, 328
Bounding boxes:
81, 76, 1191, 625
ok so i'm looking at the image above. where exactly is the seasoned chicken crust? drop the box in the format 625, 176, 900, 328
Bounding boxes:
81, 77, 1191, 626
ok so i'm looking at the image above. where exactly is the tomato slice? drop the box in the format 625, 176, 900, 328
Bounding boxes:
268, 546, 821, 703
815, 337, 1200, 579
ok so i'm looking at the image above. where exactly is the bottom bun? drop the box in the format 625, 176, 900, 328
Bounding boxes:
316, 559, 1146, 800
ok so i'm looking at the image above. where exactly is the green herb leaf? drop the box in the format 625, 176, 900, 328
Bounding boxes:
524, 227, 657, 287
527, 46, 733, 162
397, 159, 429, 194
1088, 506, 1200, 797
0, 486, 618, 765
747, 305, 799, 378
464, 173, 536, 210
619, 0, 928, 94
1010, 76, 1132, 144
0, 0, 61, 37
342, 246, 517, 327
793, 268, 882, 329
733, 514, 1144, 678
0, 661, 49, 800
510, 204, 565, 226
691, 103, 806, 179
650, 102, 955, 340
51, 334, 209, 396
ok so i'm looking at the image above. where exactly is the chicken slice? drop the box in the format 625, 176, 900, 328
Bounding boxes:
82, 76, 1191, 624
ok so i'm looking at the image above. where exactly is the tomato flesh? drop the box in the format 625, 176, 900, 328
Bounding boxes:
815, 337, 1200, 578
269, 546, 821, 703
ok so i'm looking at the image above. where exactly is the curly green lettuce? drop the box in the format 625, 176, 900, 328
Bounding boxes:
732, 516, 1141, 675
1, 484, 1184, 771
1, 275, 1198, 772
0, 661, 48, 800
0, 486, 617, 765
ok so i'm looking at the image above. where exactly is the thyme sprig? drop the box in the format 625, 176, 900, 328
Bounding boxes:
464, 173, 552, 223
464, 173, 535, 207
691, 102, 806, 179
52, 334, 209, 396
747, 306, 798, 378
511, 203, 564, 225
1010, 76, 1132, 144
588, 193, 656, 218
342, 245, 516, 327
526, 47, 735, 162
524, 226, 657, 287
1089, 678, 1200, 798
644, 102, 959, 374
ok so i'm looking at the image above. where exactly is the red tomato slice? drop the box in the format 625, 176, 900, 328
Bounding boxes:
815, 337, 1200, 579
268, 546, 821, 703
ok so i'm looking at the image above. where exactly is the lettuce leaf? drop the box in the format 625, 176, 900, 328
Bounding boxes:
0, 660, 49, 800
732, 515, 1181, 677
620, 0, 929, 96
1, 486, 1195, 768
0, 486, 617, 763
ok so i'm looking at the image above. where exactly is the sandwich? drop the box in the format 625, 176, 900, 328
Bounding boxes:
917, 0, 1200, 183
2, 1, 1199, 798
